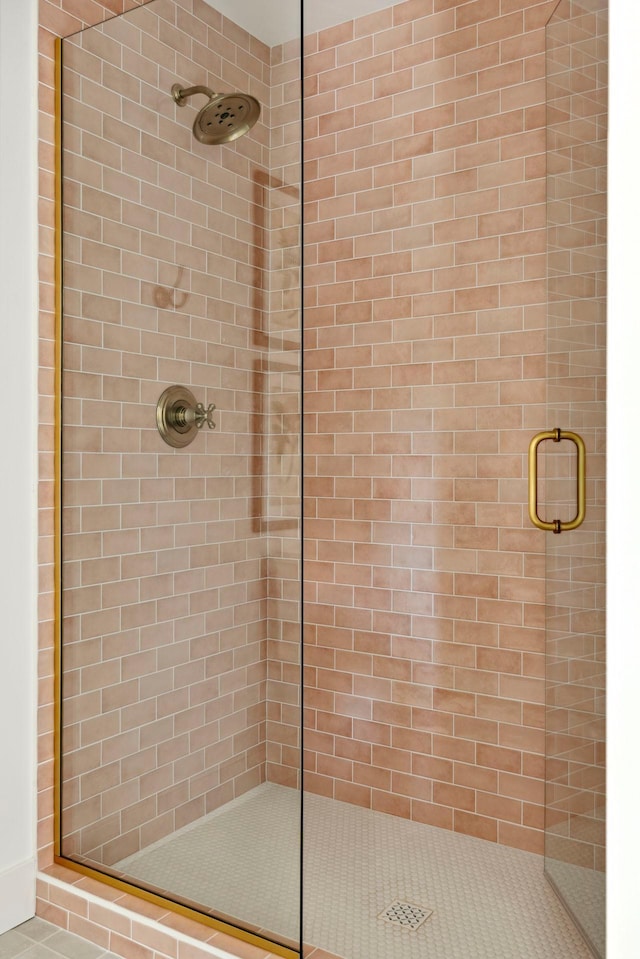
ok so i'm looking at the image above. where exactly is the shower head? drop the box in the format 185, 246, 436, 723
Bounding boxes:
171, 83, 261, 144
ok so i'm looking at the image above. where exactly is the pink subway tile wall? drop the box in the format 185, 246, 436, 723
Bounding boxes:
46, 0, 303, 870
38, 0, 147, 885
302, 0, 559, 855
544, 0, 607, 873
59, 0, 274, 866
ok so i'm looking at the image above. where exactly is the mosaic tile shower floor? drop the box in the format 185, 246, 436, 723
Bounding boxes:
116, 783, 597, 959
0, 792, 600, 959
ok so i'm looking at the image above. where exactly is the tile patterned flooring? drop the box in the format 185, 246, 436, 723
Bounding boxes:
2, 785, 600, 959
118, 783, 596, 959
0, 918, 117, 959
117, 783, 301, 946
302, 792, 596, 959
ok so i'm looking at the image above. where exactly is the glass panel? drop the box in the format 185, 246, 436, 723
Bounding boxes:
58, 0, 301, 951
545, 2, 607, 955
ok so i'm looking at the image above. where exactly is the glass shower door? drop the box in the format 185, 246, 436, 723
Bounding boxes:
56, 1, 302, 955
544, 2, 607, 955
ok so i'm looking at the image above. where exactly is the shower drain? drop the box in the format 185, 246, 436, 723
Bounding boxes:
378, 900, 433, 930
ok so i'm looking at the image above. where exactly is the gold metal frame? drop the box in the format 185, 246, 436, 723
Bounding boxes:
528, 427, 586, 533
53, 36, 63, 870
53, 37, 299, 959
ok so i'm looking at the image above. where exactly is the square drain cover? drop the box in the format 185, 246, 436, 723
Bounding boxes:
378, 900, 433, 931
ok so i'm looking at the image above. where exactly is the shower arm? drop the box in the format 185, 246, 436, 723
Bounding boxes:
171, 83, 216, 106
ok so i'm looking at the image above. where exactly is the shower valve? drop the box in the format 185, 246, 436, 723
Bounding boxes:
156, 385, 216, 448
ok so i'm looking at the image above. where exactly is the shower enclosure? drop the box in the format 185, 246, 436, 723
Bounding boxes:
54, 1, 607, 958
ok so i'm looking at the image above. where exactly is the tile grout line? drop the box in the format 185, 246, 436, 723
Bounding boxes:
37, 874, 241, 959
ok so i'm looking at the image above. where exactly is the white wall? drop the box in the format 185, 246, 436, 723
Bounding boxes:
606, 0, 640, 953
204, 0, 299, 46
203, 0, 405, 46
0, 0, 637, 952
0, 0, 39, 934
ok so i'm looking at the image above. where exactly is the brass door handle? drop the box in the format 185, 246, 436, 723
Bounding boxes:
528, 428, 586, 533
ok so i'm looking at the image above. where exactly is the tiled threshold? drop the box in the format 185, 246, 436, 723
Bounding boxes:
0, 918, 341, 959
36, 865, 336, 959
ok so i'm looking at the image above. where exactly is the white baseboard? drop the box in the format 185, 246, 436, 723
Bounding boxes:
0, 858, 36, 935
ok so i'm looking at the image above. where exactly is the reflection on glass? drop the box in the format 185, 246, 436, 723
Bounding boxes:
545, 2, 607, 956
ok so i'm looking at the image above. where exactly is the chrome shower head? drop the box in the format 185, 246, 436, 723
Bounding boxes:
171, 83, 261, 144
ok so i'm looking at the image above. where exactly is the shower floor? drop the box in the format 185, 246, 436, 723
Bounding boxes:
546, 859, 606, 958
117, 783, 595, 959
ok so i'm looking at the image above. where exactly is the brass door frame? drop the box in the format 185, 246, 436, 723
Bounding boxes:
52, 37, 299, 959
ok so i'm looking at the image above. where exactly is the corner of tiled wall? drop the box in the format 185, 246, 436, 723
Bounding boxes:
301, 0, 558, 855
